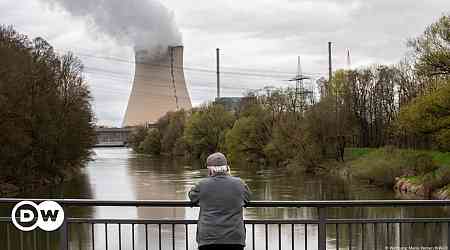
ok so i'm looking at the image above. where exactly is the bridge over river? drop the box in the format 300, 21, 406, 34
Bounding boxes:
95, 126, 159, 147
95, 127, 133, 147
1, 199, 450, 250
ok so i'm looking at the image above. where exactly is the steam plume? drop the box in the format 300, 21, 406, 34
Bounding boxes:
43, 0, 182, 60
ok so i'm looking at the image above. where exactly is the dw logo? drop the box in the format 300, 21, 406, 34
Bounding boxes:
11, 201, 64, 232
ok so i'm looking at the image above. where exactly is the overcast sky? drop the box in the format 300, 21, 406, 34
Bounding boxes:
1, 0, 449, 126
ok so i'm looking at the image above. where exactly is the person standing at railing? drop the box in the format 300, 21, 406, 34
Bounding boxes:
189, 152, 251, 250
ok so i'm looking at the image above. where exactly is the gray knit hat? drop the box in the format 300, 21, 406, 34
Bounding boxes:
206, 152, 228, 166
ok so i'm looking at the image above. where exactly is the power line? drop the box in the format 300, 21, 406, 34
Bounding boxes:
54, 48, 324, 78
83, 60, 297, 89
50, 47, 323, 101
84, 66, 274, 91
84, 64, 292, 85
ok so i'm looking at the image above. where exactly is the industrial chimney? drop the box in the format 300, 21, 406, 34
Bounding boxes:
123, 46, 192, 127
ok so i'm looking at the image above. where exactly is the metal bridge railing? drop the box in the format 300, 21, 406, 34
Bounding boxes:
1, 199, 450, 250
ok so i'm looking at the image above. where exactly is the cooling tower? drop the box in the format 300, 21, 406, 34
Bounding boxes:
123, 46, 192, 126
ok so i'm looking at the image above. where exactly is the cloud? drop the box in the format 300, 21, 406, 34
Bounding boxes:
42, 0, 182, 59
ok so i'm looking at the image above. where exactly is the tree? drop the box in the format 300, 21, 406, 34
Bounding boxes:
157, 110, 188, 155
183, 104, 235, 162
225, 104, 271, 165
305, 96, 340, 158
336, 66, 400, 147
140, 129, 162, 155
264, 112, 322, 170
409, 14, 450, 77
0, 26, 95, 189
397, 82, 450, 151
128, 125, 148, 152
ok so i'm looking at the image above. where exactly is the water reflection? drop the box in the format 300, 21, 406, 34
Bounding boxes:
1, 148, 449, 249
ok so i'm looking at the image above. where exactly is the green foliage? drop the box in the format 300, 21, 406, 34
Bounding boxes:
421, 166, 450, 190
139, 129, 161, 155
227, 88, 324, 169
333, 66, 400, 147
348, 148, 374, 159
128, 126, 148, 153
430, 151, 450, 166
328, 69, 348, 96
398, 82, 450, 150
351, 147, 438, 186
126, 14, 450, 175
304, 96, 339, 158
157, 110, 188, 155
0, 26, 95, 188
183, 104, 235, 162
409, 14, 450, 77
128, 105, 235, 160
262, 112, 322, 170
129, 110, 187, 156
403, 151, 438, 176
225, 105, 270, 165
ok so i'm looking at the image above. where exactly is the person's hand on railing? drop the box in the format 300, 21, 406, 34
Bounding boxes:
188, 184, 200, 207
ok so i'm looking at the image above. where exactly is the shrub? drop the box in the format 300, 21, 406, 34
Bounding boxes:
264, 113, 322, 170
351, 149, 404, 186
158, 110, 187, 155
183, 104, 235, 162
225, 104, 271, 165
139, 129, 161, 155
351, 147, 438, 186
128, 126, 148, 153
422, 166, 450, 190
402, 151, 437, 175
128, 110, 188, 156
397, 82, 450, 151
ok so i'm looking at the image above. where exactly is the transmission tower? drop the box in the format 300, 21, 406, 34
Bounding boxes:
287, 56, 313, 112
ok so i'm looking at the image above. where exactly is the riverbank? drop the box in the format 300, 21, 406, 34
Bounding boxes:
0, 166, 83, 197
6, 147, 449, 249
0, 27, 96, 198
337, 147, 450, 199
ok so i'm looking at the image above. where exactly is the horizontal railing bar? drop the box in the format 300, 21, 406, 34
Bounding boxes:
327, 218, 450, 223
65, 218, 320, 224
0, 217, 317, 224
2, 216, 450, 224
2, 199, 450, 207
97, 218, 450, 224
68, 219, 198, 224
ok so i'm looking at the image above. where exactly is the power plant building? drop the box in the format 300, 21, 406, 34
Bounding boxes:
123, 46, 192, 127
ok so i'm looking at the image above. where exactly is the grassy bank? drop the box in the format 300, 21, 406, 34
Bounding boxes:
348, 148, 450, 166
346, 147, 450, 198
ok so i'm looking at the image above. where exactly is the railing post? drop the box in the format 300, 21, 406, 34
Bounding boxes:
448, 222, 450, 250
59, 205, 68, 250
318, 206, 326, 250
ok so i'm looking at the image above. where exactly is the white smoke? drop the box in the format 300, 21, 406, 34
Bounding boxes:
43, 0, 182, 60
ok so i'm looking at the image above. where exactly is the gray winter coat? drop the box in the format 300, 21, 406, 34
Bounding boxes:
188, 175, 251, 247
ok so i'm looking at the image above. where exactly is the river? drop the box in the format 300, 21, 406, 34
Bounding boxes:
2, 148, 449, 250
